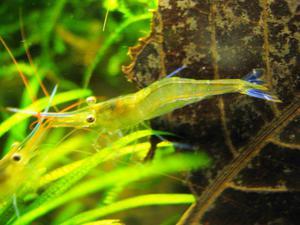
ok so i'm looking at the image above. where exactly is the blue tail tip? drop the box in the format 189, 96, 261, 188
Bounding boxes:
243, 69, 265, 85
246, 89, 281, 102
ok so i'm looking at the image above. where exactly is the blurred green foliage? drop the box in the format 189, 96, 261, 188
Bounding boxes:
0, 0, 156, 151
0, 0, 156, 99
0, 1, 211, 224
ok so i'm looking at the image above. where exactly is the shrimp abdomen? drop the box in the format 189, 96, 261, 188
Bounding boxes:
136, 77, 241, 120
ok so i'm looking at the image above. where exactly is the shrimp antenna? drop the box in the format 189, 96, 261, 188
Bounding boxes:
19, 9, 59, 112
19, 85, 58, 147
166, 65, 187, 78
6, 108, 73, 118
0, 36, 35, 103
19, 9, 50, 99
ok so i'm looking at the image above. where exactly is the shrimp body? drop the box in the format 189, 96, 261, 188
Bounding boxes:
0, 86, 56, 202
33, 69, 280, 132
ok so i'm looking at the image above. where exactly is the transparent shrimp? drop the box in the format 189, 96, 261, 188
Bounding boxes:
0, 86, 57, 202
0, 125, 47, 201
0, 35, 59, 205
10, 69, 281, 133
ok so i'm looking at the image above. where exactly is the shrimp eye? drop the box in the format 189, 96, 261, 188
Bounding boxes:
86, 114, 96, 123
12, 153, 22, 162
86, 96, 97, 105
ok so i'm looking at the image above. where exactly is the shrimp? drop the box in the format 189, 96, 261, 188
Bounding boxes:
0, 86, 57, 202
9, 69, 281, 133
0, 124, 47, 201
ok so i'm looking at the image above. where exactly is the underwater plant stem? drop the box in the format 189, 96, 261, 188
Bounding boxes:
83, 13, 152, 88
61, 194, 195, 225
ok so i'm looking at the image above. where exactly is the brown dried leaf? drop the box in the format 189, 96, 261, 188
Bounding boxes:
123, 0, 300, 224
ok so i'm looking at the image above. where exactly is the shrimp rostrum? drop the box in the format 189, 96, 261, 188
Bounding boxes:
11, 69, 281, 133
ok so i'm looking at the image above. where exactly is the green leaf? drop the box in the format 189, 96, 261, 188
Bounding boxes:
61, 194, 195, 225
12, 153, 210, 225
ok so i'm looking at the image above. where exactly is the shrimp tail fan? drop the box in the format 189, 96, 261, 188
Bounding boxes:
245, 89, 282, 102
242, 69, 282, 103
243, 68, 265, 85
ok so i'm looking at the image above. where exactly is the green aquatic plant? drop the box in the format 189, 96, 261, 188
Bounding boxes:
0, 126, 210, 224
0, 1, 213, 224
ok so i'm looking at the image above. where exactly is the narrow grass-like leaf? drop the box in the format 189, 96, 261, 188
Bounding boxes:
0, 63, 42, 78
9, 130, 159, 224
61, 194, 195, 225
81, 219, 124, 225
39, 141, 152, 187
12, 153, 210, 225
40, 141, 173, 188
